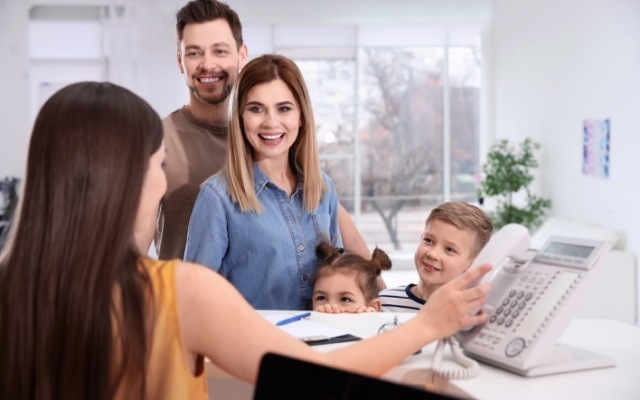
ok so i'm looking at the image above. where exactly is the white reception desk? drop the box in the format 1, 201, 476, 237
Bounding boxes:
207, 312, 640, 399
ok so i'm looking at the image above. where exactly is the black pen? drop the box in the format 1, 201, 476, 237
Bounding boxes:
276, 312, 312, 326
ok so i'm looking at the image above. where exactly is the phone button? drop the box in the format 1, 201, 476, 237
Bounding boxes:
505, 337, 526, 358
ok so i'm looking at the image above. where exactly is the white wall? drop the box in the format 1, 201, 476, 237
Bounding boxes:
491, 0, 640, 258
0, 1, 30, 179
0, 0, 187, 181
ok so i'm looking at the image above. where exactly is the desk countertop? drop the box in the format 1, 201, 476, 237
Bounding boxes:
208, 313, 640, 400
306, 313, 640, 400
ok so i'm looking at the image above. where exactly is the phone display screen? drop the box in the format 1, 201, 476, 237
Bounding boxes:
544, 242, 595, 259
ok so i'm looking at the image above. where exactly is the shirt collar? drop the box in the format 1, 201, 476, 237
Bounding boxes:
252, 163, 304, 195
253, 164, 270, 194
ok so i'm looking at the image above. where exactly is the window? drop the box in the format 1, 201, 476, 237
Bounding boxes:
279, 27, 482, 250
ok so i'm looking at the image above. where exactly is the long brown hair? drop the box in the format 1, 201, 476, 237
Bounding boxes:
225, 54, 326, 212
0, 82, 163, 399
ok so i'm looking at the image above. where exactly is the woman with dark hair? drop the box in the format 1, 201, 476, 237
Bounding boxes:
0, 81, 492, 399
0, 82, 165, 399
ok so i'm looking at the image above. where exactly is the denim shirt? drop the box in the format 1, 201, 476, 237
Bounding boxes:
184, 165, 342, 310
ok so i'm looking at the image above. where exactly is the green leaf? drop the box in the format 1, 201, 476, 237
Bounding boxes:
479, 138, 551, 231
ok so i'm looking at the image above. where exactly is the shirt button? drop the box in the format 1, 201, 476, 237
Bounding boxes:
297, 244, 305, 252
301, 273, 309, 281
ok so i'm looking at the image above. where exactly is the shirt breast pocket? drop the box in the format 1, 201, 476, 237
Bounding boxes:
311, 213, 332, 244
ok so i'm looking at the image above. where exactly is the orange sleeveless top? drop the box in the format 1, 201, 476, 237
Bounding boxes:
115, 258, 208, 399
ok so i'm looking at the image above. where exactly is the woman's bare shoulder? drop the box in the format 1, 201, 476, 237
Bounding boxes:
174, 261, 224, 287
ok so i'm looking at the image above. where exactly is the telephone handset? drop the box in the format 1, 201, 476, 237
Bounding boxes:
430, 224, 530, 379
457, 223, 615, 377
466, 223, 531, 294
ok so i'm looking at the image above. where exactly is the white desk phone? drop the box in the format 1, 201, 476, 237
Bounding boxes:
453, 223, 616, 377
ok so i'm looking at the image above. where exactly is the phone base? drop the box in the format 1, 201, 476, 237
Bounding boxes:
470, 344, 616, 377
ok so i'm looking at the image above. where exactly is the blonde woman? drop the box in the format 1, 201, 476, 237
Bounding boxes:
184, 54, 344, 310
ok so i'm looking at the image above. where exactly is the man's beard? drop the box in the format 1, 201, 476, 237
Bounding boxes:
189, 81, 233, 106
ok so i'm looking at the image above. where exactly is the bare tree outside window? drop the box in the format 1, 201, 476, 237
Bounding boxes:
449, 47, 482, 198
294, 46, 481, 251
295, 59, 357, 202
358, 48, 444, 249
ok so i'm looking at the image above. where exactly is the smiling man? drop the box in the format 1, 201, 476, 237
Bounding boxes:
155, 0, 247, 260
157, 0, 375, 269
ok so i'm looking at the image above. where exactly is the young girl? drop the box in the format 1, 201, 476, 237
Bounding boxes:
312, 243, 392, 313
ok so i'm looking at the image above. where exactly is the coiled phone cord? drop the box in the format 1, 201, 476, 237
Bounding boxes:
430, 336, 480, 380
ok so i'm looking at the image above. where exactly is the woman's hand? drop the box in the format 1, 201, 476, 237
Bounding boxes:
417, 263, 493, 338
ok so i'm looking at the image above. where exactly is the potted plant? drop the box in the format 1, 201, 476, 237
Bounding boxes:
477, 138, 551, 230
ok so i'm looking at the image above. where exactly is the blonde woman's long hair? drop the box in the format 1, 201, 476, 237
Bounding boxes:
224, 54, 326, 213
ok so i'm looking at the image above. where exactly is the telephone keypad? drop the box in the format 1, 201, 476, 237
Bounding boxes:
475, 268, 583, 356
460, 236, 610, 372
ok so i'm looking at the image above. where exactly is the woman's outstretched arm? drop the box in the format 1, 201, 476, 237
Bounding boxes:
176, 261, 492, 383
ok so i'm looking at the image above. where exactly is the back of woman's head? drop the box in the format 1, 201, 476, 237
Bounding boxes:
13, 82, 162, 257
0, 81, 163, 399
314, 242, 392, 303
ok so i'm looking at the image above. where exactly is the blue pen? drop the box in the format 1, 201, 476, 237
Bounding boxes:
276, 312, 312, 326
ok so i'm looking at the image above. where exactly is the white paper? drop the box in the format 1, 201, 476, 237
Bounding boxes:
263, 313, 351, 341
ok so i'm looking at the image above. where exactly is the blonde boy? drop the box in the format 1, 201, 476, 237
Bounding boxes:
379, 202, 493, 311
